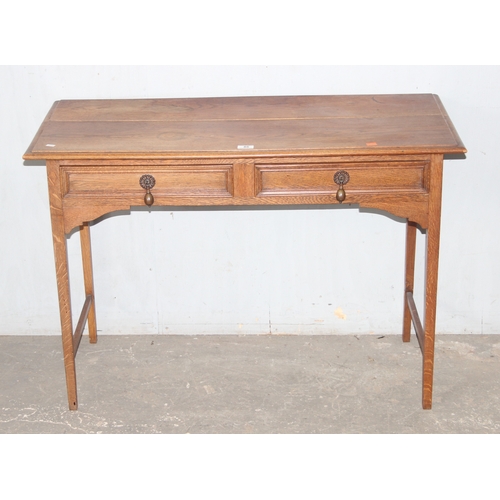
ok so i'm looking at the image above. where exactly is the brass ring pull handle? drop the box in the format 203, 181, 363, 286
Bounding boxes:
334, 170, 350, 203
139, 174, 156, 206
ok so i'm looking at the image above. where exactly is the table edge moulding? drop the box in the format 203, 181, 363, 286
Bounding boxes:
23, 94, 467, 410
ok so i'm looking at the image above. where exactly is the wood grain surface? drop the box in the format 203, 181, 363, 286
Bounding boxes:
24, 95, 466, 159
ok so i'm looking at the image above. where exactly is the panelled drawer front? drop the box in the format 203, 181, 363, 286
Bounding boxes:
62, 165, 234, 198
255, 162, 428, 197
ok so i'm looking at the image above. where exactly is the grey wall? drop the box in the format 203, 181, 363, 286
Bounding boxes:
1, 65, 499, 336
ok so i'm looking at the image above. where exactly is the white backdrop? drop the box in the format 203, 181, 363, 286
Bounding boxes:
1, 65, 499, 336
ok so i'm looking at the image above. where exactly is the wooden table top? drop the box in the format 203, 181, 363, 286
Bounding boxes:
24, 94, 466, 160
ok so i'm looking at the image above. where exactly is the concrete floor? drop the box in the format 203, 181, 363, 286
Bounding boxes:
1, 334, 499, 433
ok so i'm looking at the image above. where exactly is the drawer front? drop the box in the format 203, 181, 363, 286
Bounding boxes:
255, 161, 428, 197
62, 165, 234, 199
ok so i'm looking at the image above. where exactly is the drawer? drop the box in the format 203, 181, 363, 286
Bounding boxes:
255, 161, 428, 197
61, 165, 234, 199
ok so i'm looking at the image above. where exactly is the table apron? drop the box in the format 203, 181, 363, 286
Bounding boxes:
57, 157, 433, 232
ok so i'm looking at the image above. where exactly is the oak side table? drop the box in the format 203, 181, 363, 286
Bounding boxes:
24, 94, 466, 410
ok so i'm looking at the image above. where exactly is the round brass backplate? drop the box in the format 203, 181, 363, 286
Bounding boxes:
139, 174, 156, 191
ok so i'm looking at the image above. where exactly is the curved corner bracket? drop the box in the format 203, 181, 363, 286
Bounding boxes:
356, 200, 429, 229
63, 204, 134, 234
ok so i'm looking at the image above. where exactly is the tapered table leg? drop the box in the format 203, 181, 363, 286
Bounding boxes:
403, 221, 418, 342
421, 154, 444, 410
47, 161, 78, 410
80, 223, 97, 343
